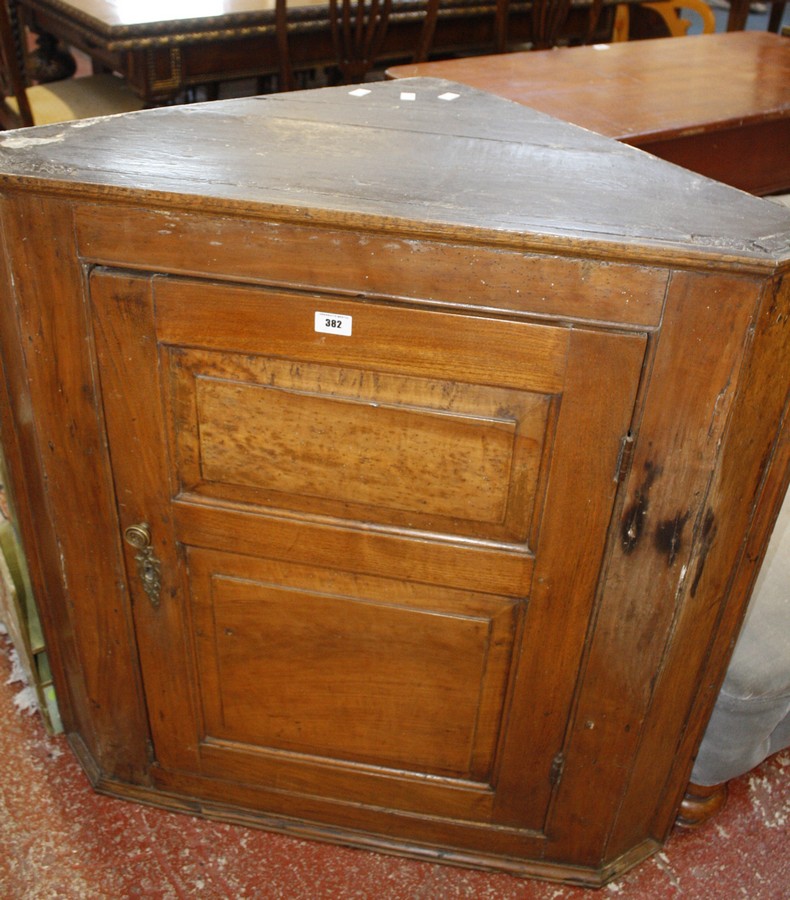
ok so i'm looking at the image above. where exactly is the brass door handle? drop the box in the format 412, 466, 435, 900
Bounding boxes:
124, 522, 152, 550
124, 522, 162, 608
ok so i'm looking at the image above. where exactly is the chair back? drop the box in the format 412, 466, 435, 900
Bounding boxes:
643, 0, 716, 35
492, 0, 576, 54
274, 0, 295, 91
413, 0, 440, 63
0, 1, 34, 128
329, 0, 394, 83
530, 0, 574, 49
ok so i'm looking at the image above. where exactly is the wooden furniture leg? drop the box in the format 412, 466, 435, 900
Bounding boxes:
675, 781, 729, 829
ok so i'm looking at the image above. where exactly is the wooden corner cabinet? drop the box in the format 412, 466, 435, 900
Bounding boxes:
0, 80, 788, 886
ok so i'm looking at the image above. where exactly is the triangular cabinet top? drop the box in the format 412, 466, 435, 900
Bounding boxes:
0, 78, 788, 270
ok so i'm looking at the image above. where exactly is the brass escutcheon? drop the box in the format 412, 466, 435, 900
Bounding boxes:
124, 522, 162, 608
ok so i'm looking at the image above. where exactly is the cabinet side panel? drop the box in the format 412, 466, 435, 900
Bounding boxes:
547, 271, 760, 866
613, 272, 790, 853
0, 194, 150, 783
0, 197, 81, 735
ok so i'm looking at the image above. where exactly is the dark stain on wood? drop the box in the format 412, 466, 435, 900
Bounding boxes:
654, 510, 691, 567
621, 461, 660, 554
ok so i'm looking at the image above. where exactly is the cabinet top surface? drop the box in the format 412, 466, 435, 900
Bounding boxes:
1, 78, 788, 265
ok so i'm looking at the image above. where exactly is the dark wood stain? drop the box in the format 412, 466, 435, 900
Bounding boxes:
654, 510, 691, 567
621, 461, 660, 554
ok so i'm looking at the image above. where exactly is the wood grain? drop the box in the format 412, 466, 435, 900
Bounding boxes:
0, 200, 151, 782
386, 32, 790, 195
0, 82, 788, 885
0, 80, 787, 266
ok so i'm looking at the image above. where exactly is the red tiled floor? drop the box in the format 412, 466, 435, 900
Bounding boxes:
0, 633, 787, 899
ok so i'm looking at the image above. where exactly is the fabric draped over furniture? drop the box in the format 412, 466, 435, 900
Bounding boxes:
691, 489, 790, 787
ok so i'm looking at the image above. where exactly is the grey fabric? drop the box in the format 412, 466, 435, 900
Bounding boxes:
690, 489, 790, 786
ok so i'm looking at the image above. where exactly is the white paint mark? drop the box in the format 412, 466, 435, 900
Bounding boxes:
0, 132, 66, 149
400, 91, 416, 101
748, 772, 788, 829
593, 44, 611, 50
349, 88, 371, 97
652, 851, 682, 891
438, 92, 460, 101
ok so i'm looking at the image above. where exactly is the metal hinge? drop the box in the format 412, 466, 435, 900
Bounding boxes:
549, 751, 565, 787
614, 431, 635, 484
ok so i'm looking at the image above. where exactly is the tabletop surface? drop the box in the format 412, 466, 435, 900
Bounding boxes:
0, 78, 787, 266
387, 31, 790, 143
22, 0, 288, 27
18, 0, 628, 35
17, 0, 351, 35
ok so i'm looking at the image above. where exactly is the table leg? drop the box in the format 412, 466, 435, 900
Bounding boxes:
27, 29, 77, 83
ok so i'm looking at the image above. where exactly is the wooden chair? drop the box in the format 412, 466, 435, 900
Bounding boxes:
413, 0, 441, 63
0, 0, 142, 129
275, 0, 295, 91
327, 0, 394, 83
727, 0, 787, 32
530, 0, 575, 49
768, 3, 787, 31
417, 0, 539, 63
612, 0, 716, 41
380, 0, 447, 66
492, 0, 602, 54
276, 0, 442, 86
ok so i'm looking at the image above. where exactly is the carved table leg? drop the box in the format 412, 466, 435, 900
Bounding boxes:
675, 781, 729, 829
28, 31, 77, 83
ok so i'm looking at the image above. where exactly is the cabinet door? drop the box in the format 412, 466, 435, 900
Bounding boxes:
91, 268, 646, 848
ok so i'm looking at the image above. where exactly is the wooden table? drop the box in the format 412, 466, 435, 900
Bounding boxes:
14, 0, 621, 105
388, 31, 790, 196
